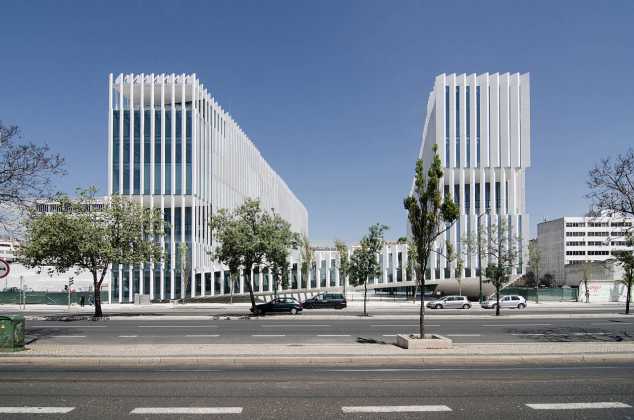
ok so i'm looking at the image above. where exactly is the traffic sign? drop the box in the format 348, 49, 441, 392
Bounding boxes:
0, 259, 10, 279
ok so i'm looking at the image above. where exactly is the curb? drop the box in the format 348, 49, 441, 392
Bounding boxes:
1, 353, 633, 368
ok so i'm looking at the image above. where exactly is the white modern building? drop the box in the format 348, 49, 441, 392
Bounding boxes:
107, 73, 308, 302
411, 73, 531, 295
537, 214, 634, 285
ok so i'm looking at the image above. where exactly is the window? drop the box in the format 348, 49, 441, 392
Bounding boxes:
566, 241, 585, 246
445, 86, 449, 167
566, 250, 586, 255
588, 231, 609, 237
456, 86, 460, 167
566, 231, 585, 237
566, 222, 585, 227
588, 250, 609, 256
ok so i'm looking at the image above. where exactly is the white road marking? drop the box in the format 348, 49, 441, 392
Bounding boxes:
447, 334, 482, 337
261, 324, 330, 327
512, 333, 545, 336
526, 402, 631, 410
317, 334, 350, 337
329, 366, 626, 372
482, 323, 552, 327
31, 325, 105, 328
342, 405, 452, 413
252, 334, 286, 337
0, 407, 75, 414
382, 334, 397, 337
138, 325, 217, 328
131, 407, 242, 414
51, 335, 86, 338
513, 332, 610, 336
118, 335, 138, 338
186, 334, 220, 337
371, 324, 440, 327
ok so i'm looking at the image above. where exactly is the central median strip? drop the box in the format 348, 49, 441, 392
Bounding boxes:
186, 334, 220, 337
526, 402, 631, 410
118, 335, 138, 338
130, 407, 242, 414
0, 407, 75, 414
342, 405, 452, 413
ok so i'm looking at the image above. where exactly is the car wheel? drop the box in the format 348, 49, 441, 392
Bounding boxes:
290, 308, 297, 315
491, 304, 497, 310
462, 304, 471, 309
257, 309, 265, 316
435, 304, 443, 309
518, 303, 526, 309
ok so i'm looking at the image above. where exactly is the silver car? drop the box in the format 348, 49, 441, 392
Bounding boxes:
481, 295, 527, 309
426, 295, 472, 309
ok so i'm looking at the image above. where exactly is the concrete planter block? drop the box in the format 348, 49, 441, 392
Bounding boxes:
396, 334, 452, 350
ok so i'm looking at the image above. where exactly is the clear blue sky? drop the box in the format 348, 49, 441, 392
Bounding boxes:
1, 0, 633, 242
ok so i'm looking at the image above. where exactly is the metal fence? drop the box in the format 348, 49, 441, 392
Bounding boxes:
502, 287, 579, 302
0, 291, 108, 305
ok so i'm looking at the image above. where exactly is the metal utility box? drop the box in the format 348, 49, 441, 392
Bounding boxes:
0, 314, 25, 350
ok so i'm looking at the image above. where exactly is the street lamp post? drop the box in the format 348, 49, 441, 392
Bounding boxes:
477, 209, 489, 303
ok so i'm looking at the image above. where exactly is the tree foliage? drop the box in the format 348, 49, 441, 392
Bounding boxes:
483, 220, 520, 316
209, 198, 299, 312
334, 239, 349, 296
587, 148, 634, 218
19, 187, 164, 317
299, 234, 314, 288
348, 223, 388, 316
403, 145, 459, 338
0, 122, 65, 231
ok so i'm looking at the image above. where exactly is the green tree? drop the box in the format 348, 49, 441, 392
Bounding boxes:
334, 240, 349, 297
528, 240, 541, 303
613, 234, 634, 314
263, 212, 300, 298
348, 223, 388, 316
404, 145, 459, 338
581, 259, 592, 304
209, 198, 299, 313
19, 187, 164, 317
405, 239, 418, 303
483, 220, 520, 316
299, 234, 314, 289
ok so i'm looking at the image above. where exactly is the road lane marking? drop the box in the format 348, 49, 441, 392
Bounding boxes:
51, 335, 86, 338
447, 334, 482, 337
329, 366, 627, 372
512, 333, 545, 336
186, 334, 220, 337
342, 405, 452, 413
261, 324, 330, 327
371, 324, 440, 327
138, 325, 217, 328
382, 334, 397, 337
131, 407, 242, 414
317, 334, 350, 337
31, 325, 106, 328
118, 335, 138, 338
526, 402, 631, 410
0, 407, 75, 414
252, 334, 285, 337
482, 324, 552, 327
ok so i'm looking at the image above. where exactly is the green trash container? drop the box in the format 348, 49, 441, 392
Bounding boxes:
0, 314, 25, 351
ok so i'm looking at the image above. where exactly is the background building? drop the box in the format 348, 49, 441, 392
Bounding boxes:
107, 73, 308, 303
411, 73, 531, 296
537, 214, 634, 285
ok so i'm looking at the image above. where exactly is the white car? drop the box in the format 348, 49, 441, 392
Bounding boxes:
426, 295, 472, 309
481, 295, 527, 309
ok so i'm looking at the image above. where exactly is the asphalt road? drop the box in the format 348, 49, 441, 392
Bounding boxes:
0, 363, 633, 419
25, 316, 634, 345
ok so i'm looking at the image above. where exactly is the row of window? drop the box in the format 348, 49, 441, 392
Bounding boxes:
112, 110, 193, 195
566, 240, 631, 247
565, 231, 628, 237
444, 86, 481, 168
566, 221, 632, 228
566, 250, 612, 256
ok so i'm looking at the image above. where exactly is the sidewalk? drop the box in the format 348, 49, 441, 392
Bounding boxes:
2, 341, 633, 367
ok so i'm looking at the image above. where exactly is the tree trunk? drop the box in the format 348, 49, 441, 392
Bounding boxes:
244, 272, 256, 313
93, 277, 103, 318
419, 266, 426, 339
412, 283, 417, 304
626, 281, 631, 315
363, 281, 367, 316
495, 283, 500, 316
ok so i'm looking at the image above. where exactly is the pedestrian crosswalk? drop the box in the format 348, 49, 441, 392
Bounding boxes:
0, 401, 630, 415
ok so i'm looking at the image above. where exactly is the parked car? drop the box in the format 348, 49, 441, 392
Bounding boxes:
481, 295, 527, 309
302, 293, 347, 309
254, 297, 302, 315
426, 295, 472, 309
